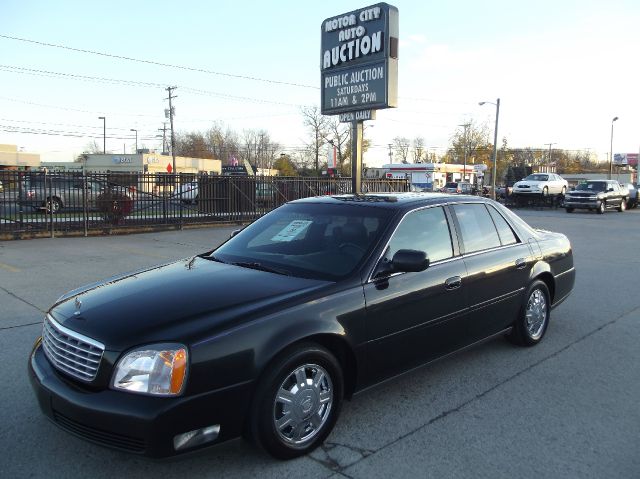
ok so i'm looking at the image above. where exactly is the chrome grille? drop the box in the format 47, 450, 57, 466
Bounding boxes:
42, 315, 104, 382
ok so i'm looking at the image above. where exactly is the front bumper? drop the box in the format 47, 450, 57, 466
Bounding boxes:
29, 340, 253, 458
564, 198, 599, 209
512, 188, 543, 194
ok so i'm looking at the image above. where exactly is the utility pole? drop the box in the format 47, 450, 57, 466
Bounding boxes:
388, 144, 393, 163
165, 86, 177, 175
158, 123, 168, 154
544, 142, 556, 172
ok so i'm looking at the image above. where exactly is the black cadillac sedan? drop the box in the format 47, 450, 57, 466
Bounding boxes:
29, 193, 575, 459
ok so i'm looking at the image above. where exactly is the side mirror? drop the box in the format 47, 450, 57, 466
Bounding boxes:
607, 188, 614, 192
392, 249, 430, 273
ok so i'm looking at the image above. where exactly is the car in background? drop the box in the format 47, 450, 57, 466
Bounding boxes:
0, 179, 4, 192
174, 180, 199, 204
621, 183, 638, 209
512, 173, 568, 196
256, 182, 277, 205
443, 181, 473, 194
29, 193, 575, 459
18, 174, 134, 214
496, 185, 513, 199
565, 179, 628, 214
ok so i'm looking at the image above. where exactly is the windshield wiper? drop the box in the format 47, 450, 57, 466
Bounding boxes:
202, 254, 227, 263
232, 261, 290, 276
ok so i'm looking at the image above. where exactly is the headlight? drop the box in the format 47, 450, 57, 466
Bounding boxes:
112, 344, 188, 396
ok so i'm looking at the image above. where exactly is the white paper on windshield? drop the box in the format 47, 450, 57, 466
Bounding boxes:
271, 220, 313, 242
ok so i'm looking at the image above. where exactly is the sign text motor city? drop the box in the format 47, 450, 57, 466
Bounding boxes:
323, 6, 383, 69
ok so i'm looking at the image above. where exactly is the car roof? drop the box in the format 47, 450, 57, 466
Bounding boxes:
291, 192, 486, 209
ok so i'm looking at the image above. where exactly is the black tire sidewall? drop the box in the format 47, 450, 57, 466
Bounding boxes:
250, 343, 343, 459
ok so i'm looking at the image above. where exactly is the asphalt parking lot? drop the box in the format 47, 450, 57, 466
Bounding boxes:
1, 207, 639, 478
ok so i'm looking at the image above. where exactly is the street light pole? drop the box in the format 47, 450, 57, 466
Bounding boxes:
458, 123, 470, 182
98, 116, 106, 154
479, 99, 500, 200
609, 116, 619, 179
130, 129, 138, 153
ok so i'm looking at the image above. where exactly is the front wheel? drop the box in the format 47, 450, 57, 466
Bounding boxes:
597, 201, 606, 214
565, 207, 574, 213
248, 343, 343, 459
508, 280, 550, 347
618, 199, 626, 212
542, 186, 549, 196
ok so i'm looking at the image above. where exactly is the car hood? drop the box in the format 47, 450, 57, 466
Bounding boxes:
49, 256, 330, 349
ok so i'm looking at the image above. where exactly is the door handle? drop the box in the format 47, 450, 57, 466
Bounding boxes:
445, 276, 462, 290
515, 258, 527, 270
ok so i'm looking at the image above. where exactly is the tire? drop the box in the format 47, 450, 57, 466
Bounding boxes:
542, 186, 549, 196
565, 207, 574, 213
561, 186, 566, 196
618, 199, 626, 212
248, 343, 343, 459
508, 280, 550, 347
597, 201, 605, 214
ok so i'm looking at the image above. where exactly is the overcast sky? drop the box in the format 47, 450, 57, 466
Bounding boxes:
1, 0, 638, 167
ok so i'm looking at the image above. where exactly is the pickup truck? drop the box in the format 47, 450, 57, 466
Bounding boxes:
564, 180, 628, 214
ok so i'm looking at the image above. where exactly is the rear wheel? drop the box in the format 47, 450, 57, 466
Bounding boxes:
508, 280, 550, 347
248, 343, 343, 459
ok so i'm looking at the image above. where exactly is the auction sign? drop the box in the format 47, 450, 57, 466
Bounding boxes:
321, 3, 398, 116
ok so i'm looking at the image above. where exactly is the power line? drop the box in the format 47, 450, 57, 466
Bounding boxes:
0, 34, 318, 89
0, 64, 306, 107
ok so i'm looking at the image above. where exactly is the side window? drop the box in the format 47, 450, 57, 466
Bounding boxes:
385, 207, 453, 263
487, 205, 518, 246
452, 203, 501, 253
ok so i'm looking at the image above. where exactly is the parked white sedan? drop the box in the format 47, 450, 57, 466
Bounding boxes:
512, 173, 568, 196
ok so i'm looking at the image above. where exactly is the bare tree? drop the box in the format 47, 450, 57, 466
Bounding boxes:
206, 123, 240, 164
392, 136, 411, 163
412, 137, 425, 163
301, 106, 330, 174
444, 120, 492, 165
326, 117, 350, 172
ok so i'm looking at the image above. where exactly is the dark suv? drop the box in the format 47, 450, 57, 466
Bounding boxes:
564, 180, 628, 214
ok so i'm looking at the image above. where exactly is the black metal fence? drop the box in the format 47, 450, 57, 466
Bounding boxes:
0, 171, 409, 238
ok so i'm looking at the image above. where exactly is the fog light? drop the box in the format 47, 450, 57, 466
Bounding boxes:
173, 425, 220, 451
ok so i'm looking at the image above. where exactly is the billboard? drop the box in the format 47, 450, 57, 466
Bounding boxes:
320, 3, 398, 116
613, 153, 638, 166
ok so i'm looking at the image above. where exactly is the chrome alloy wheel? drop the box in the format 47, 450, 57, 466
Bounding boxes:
273, 363, 333, 447
525, 289, 548, 340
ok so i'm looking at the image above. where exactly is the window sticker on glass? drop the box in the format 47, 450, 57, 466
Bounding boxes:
271, 220, 313, 242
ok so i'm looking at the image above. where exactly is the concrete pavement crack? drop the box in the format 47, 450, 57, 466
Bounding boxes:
331, 304, 640, 474
0, 285, 46, 314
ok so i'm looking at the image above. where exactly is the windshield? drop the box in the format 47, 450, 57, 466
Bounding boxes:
524, 174, 549, 182
212, 202, 393, 281
576, 182, 606, 192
